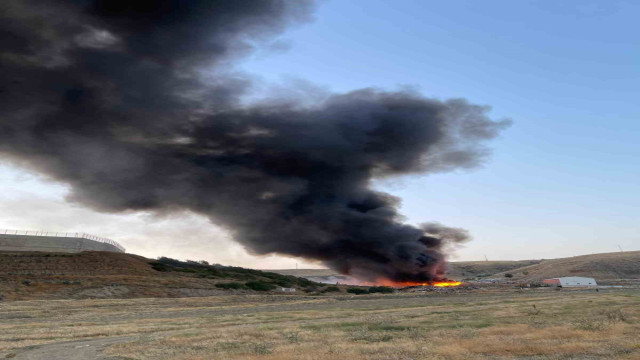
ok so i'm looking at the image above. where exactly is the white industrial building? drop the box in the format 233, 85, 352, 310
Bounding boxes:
542, 277, 597, 287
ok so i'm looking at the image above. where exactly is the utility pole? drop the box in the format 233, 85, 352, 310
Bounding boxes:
484, 255, 488, 262
618, 245, 623, 252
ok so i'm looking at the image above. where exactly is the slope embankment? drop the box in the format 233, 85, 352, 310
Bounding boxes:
490, 251, 640, 281
0, 252, 318, 301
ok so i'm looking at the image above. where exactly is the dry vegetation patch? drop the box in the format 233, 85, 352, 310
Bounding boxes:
1, 290, 638, 359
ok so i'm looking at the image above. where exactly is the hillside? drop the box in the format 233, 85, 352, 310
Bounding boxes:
274, 251, 640, 283
271, 262, 544, 280
490, 251, 640, 281
0, 252, 321, 301
2, 250, 637, 300
446, 260, 542, 279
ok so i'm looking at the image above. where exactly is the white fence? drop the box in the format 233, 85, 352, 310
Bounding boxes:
1, 229, 126, 252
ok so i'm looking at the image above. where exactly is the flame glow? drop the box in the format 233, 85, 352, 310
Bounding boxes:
431, 281, 462, 287
370, 279, 462, 288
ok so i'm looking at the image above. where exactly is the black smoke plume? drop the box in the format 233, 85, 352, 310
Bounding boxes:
0, 0, 510, 282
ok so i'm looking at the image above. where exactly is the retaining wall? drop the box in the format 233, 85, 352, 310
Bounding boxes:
0, 234, 124, 253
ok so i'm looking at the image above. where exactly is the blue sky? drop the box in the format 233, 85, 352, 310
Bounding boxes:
242, 0, 640, 260
1, 0, 638, 266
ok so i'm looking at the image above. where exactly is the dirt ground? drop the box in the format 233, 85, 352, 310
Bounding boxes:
1, 287, 638, 360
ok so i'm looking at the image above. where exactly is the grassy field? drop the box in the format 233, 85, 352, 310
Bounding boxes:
1, 288, 638, 359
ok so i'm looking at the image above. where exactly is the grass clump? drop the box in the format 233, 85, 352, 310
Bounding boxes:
600, 308, 627, 323
571, 318, 610, 331
252, 342, 272, 355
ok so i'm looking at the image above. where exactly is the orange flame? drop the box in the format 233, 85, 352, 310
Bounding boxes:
369, 279, 462, 288
431, 281, 462, 287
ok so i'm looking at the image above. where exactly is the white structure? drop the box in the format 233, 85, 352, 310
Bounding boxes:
279, 287, 296, 292
542, 277, 597, 287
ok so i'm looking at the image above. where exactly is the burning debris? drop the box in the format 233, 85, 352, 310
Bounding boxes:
0, 1, 509, 284
367, 279, 463, 288
401, 283, 479, 293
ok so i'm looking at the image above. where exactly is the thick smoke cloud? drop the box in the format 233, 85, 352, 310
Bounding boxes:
0, 0, 510, 282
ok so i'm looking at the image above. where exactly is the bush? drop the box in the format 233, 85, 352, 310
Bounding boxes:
245, 281, 276, 291
347, 287, 368, 295
215, 282, 246, 290
322, 286, 340, 293
274, 279, 294, 288
504, 273, 514, 278
368, 286, 394, 294
297, 278, 315, 287
148, 258, 321, 288
149, 261, 170, 272
21, 280, 31, 286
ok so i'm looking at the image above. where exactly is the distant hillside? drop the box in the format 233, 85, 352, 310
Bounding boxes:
271, 261, 544, 280
274, 251, 640, 282
0, 252, 322, 301
446, 260, 542, 280
490, 251, 640, 281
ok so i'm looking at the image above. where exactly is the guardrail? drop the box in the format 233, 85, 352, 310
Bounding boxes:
1, 229, 125, 252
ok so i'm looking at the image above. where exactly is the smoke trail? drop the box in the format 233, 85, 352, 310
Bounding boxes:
0, 0, 510, 282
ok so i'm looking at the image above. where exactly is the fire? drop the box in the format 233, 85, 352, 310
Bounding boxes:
370, 278, 462, 288
431, 281, 462, 287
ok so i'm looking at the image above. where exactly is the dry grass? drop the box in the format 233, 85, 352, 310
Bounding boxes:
0, 289, 638, 359
490, 251, 640, 282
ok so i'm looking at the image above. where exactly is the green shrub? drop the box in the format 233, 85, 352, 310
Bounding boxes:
149, 261, 170, 272
368, 286, 394, 294
322, 286, 340, 293
150, 257, 322, 289
347, 287, 368, 295
504, 273, 514, 278
274, 279, 294, 288
297, 278, 315, 287
245, 281, 276, 291
215, 282, 246, 289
